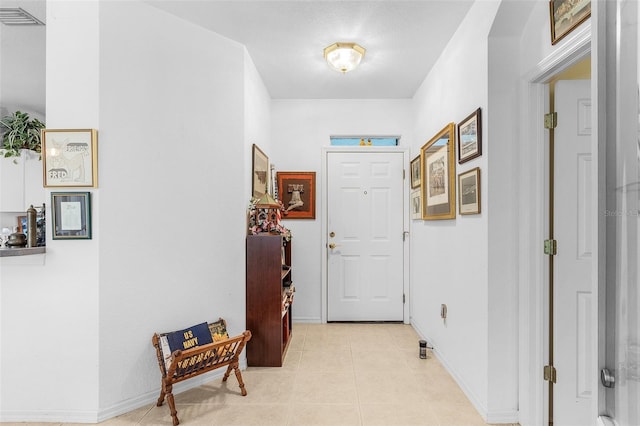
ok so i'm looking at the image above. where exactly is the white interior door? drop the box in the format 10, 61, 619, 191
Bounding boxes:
553, 79, 593, 426
326, 151, 404, 321
600, 1, 640, 425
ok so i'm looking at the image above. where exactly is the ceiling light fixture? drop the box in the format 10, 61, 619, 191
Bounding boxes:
323, 42, 366, 73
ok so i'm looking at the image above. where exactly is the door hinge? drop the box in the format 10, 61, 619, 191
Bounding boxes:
544, 239, 557, 255
403, 169, 406, 180
403, 294, 406, 304
544, 112, 557, 129
544, 365, 557, 383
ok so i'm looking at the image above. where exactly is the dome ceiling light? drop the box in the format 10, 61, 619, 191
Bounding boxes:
323, 42, 366, 73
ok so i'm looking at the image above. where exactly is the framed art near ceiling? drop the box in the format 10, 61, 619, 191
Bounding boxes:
277, 171, 316, 219
410, 188, 422, 220
457, 108, 482, 164
458, 167, 481, 215
51, 192, 92, 239
252, 144, 269, 199
421, 123, 456, 220
410, 155, 421, 189
42, 129, 98, 187
549, 0, 591, 45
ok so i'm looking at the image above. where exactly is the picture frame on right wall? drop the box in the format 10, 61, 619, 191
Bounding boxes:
421, 122, 456, 220
549, 0, 591, 45
458, 167, 481, 215
457, 108, 481, 164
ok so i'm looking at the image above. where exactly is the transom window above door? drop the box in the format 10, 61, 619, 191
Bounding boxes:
330, 137, 399, 146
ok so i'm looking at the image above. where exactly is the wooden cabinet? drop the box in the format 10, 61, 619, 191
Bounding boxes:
246, 234, 293, 367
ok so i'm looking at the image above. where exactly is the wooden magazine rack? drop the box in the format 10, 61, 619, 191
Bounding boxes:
152, 320, 252, 425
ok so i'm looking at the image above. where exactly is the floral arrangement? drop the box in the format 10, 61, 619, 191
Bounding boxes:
247, 197, 291, 241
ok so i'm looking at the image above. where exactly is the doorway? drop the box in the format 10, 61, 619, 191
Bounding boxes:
548, 74, 593, 426
321, 147, 410, 323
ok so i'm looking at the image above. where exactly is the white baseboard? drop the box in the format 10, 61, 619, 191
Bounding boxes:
410, 321, 519, 425
0, 359, 248, 424
291, 316, 322, 323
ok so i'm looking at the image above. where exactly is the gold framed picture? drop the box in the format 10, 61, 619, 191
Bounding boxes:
421, 123, 456, 220
252, 144, 269, 199
549, 0, 591, 45
42, 129, 98, 187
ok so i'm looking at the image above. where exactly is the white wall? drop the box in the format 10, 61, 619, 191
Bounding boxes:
409, 1, 517, 422
1, 1, 101, 421
271, 99, 413, 322
1, 1, 267, 422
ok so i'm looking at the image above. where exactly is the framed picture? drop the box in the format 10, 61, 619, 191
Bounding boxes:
549, 0, 591, 45
410, 188, 422, 220
277, 171, 316, 219
51, 192, 92, 239
42, 129, 98, 187
458, 167, 481, 215
252, 144, 269, 199
457, 108, 482, 164
410, 155, 421, 188
421, 123, 456, 220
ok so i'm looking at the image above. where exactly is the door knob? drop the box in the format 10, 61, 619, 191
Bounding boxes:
600, 368, 615, 388
329, 243, 336, 249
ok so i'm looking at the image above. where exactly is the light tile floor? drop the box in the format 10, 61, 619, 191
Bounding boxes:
3, 323, 520, 426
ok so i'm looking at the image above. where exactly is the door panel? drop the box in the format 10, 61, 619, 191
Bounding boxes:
601, 1, 640, 425
554, 79, 593, 426
327, 151, 404, 321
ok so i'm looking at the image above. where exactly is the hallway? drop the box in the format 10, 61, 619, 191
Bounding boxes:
2, 323, 520, 426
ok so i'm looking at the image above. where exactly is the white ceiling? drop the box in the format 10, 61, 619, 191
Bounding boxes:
147, 1, 475, 99
0, 0, 477, 118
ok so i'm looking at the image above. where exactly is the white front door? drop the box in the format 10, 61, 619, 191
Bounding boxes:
326, 151, 404, 321
553, 79, 593, 426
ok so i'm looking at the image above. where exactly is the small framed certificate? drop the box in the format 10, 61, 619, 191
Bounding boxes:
51, 192, 92, 239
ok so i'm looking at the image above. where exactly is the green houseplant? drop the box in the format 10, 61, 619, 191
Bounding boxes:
0, 111, 45, 161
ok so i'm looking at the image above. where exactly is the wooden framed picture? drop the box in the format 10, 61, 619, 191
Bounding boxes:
410, 188, 422, 220
458, 167, 481, 215
457, 108, 482, 164
410, 155, 421, 188
276, 171, 316, 219
42, 129, 98, 187
51, 192, 92, 239
421, 123, 456, 220
252, 144, 269, 199
549, 0, 591, 45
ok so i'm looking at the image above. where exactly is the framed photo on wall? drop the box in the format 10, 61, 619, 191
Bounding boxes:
51, 192, 92, 239
421, 123, 456, 220
252, 144, 269, 199
277, 171, 316, 219
549, 0, 591, 45
410, 155, 421, 189
42, 129, 98, 187
410, 188, 422, 220
457, 108, 482, 164
458, 167, 481, 215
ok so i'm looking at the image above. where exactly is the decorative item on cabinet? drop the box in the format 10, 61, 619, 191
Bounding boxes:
247, 194, 291, 241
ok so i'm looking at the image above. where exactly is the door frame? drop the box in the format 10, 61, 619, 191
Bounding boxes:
518, 22, 596, 426
321, 146, 411, 324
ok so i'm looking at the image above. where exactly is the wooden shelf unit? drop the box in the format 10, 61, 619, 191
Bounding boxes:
246, 234, 293, 367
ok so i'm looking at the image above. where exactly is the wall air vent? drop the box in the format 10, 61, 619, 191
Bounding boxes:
0, 8, 44, 25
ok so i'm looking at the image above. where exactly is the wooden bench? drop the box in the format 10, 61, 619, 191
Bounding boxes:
152, 320, 252, 425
